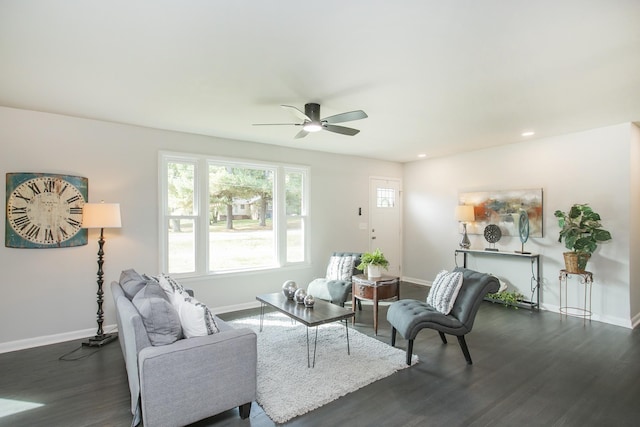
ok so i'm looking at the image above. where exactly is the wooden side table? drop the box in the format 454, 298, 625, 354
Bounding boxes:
352, 274, 400, 335
559, 269, 593, 325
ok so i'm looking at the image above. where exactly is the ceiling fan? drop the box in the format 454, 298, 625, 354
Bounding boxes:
253, 103, 368, 139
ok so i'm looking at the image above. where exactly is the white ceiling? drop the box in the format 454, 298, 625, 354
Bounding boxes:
1, 1, 640, 163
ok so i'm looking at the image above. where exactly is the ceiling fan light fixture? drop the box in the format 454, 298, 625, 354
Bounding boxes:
303, 122, 323, 132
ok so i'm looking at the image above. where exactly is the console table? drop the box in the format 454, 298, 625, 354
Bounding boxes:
559, 270, 593, 325
454, 249, 540, 310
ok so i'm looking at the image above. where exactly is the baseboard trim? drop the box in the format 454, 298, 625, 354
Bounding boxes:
0, 325, 117, 354
402, 276, 430, 286
213, 300, 261, 314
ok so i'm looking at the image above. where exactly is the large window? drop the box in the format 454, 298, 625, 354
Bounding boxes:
160, 152, 308, 276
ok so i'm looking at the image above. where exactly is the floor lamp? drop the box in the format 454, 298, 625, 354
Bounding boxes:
82, 201, 122, 347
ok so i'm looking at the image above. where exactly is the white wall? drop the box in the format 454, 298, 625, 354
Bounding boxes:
630, 123, 640, 324
0, 106, 402, 351
403, 123, 635, 328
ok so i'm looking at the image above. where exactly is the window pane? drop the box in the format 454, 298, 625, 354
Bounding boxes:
377, 187, 395, 208
168, 218, 195, 273
208, 164, 275, 271
286, 217, 304, 262
285, 171, 303, 215
167, 162, 195, 215
209, 218, 274, 270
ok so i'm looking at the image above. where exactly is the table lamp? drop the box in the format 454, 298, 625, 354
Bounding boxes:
455, 205, 474, 249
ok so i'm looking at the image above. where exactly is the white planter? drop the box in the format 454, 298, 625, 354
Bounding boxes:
367, 264, 382, 278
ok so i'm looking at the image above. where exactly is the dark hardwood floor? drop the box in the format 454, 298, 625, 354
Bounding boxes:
1, 281, 639, 427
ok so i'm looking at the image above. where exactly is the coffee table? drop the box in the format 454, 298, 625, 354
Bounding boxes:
256, 293, 355, 368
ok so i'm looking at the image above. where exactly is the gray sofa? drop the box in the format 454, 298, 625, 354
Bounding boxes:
111, 277, 257, 427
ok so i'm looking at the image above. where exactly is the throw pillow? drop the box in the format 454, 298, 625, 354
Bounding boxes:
326, 256, 355, 281
132, 280, 182, 346
157, 273, 187, 295
145, 273, 185, 308
174, 294, 220, 337
119, 269, 146, 300
426, 270, 464, 315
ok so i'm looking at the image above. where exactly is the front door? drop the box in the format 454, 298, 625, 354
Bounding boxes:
369, 177, 402, 277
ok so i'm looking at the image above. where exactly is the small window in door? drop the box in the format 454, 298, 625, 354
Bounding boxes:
376, 188, 395, 208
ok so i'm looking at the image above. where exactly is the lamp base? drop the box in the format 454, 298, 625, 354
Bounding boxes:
82, 333, 118, 347
459, 223, 471, 249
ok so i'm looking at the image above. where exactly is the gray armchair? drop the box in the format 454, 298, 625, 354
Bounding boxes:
387, 267, 499, 365
307, 252, 362, 306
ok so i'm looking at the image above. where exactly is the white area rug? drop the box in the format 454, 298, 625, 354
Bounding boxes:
229, 312, 418, 424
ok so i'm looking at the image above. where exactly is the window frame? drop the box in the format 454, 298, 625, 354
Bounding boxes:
159, 151, 310, 278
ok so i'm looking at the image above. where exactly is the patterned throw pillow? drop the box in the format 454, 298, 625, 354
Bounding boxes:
426, 270, 464, 315
326, 256, 355, 281
157, 273, 187, 295
151, 273, 220, 337
175, 295, 220, 337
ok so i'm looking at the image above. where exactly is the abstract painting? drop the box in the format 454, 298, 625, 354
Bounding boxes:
458, 188, 543, 237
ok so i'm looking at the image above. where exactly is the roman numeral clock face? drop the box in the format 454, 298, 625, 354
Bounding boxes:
5, 173, 88, 248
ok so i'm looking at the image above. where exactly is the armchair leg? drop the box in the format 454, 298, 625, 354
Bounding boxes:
239, 402, 252, 419
457, 335, 473, 365
406, 339, 414, 365
438, 331, 447, 344
391, 327, 396, 347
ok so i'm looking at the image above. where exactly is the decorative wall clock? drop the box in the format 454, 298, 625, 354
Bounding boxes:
6, 173, 88, 248
483, 224, 501, 251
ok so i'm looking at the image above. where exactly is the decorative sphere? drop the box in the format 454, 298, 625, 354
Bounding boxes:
294, 288, 307, 304
282, 280, 298, 300
304, 294, 315, 308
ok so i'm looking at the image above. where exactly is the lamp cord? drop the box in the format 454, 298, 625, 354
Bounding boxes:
58, 325, 118, 361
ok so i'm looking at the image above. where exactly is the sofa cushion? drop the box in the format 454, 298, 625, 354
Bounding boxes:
426, 270, 464, 315
119, 269, 147, 300
326, 255, 355, 281
132, 280, 182, 346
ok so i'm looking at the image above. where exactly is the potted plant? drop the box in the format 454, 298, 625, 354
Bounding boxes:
486, 290, 525, 309
356, 248, 389, 278
554, 203, 612, 273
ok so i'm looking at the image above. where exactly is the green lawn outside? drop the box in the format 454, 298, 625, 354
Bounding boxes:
168, 218, 303, 273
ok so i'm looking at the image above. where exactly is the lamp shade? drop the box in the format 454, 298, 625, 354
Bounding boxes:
455, 205, 475, 223
82, 203, 122, 229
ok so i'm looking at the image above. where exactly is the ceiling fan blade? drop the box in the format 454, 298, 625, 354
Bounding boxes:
281, 105, 311, 122
323, 124, 360, 136
294, 129, 309, 139
322, 110, 368, 124
252, 123, 300, 126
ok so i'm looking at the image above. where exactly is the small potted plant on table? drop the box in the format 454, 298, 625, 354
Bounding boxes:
356, 248, 389, 279
554, 203, 612, 273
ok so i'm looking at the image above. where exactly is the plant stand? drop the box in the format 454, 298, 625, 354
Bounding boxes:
559, 269, 593, 325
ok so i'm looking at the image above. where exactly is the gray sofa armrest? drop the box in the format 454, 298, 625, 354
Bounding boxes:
138, 327, 257, 427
